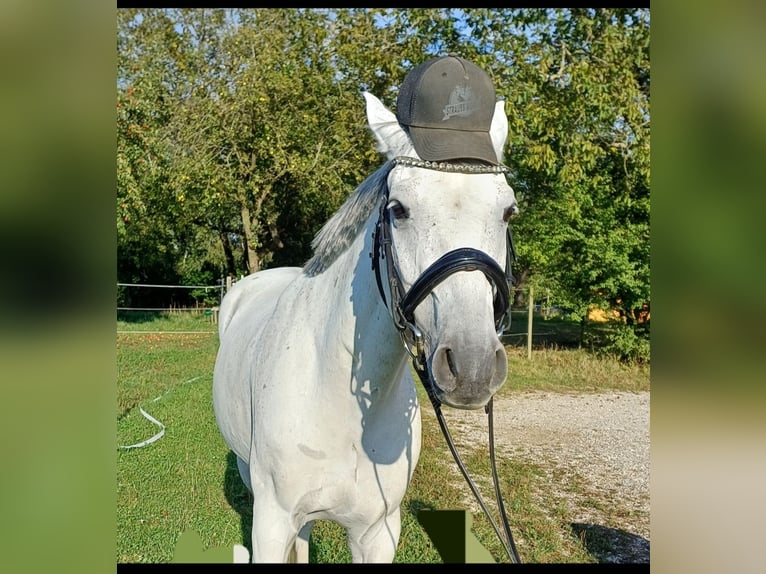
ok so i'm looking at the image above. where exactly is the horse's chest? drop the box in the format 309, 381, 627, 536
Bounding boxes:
264, 420, 415, 523
289, 442, 410, 520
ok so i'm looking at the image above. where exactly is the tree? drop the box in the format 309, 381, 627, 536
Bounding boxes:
118, 9, 397, 281
116, 8, 650, 360
117, 9, 187, 305
461, 9, 650, 352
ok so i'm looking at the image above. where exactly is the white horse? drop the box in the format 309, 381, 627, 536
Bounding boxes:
212, 91, 517, 563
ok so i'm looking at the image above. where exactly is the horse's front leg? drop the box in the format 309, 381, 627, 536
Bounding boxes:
250, 495, 298, 563
347, 506, 402, 563
290, 521, 314, 563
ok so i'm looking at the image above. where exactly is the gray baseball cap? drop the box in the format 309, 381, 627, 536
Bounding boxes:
396, 54, 499, 165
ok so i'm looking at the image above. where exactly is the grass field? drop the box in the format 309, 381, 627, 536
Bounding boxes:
116, 310, 649, 563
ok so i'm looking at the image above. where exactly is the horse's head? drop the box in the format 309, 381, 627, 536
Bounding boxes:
364, 91, 518, 410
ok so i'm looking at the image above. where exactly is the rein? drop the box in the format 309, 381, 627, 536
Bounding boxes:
371, 156, 522, 563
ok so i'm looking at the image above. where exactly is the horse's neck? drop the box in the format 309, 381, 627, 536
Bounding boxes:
306, 218, 409, 397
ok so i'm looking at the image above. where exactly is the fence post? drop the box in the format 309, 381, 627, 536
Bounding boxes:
527, 284, 534, 360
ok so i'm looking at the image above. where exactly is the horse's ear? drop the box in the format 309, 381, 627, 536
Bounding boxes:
363, 92, 417, 160
489, 100, 509, 164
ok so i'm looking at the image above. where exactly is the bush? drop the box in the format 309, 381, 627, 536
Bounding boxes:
597, 323, 650, 365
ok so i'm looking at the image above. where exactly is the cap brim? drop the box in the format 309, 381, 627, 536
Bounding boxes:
407, 126, 499, 165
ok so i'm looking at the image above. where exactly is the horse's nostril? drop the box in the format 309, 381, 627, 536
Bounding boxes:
446, 348, 458, 378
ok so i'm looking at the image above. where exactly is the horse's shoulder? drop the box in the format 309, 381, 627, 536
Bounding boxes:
219, 267, 303, 337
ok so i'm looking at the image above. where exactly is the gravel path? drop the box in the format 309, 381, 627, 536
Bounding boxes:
425, 391, 650, 563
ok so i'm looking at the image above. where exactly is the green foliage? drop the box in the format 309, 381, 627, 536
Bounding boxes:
588, 322, 650, 365
116, 8, 650, 363
459, 8, 650, 336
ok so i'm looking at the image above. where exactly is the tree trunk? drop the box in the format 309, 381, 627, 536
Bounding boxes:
513, 268, 530, 307
218, 230, 237, 277
240, 202, 260, 274
268, 220, 284, 250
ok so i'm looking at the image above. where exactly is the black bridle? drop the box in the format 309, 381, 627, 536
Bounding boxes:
371, 156, 522, 564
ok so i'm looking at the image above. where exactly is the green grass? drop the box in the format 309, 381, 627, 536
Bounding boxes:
116, 312, 649, 563
501, 310, 649, 393
500, 345, 649, 394
117, 309, 219, 332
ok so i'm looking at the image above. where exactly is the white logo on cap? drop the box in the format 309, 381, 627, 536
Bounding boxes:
442, 83, 478, 120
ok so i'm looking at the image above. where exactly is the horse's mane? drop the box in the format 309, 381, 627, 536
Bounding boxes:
303, 160, 395, 277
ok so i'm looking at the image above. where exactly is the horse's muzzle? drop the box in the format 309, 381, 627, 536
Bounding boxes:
429, 339, 508, 410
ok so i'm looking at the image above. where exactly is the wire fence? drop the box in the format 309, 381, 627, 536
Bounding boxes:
116, 279, 231, 334
117, 279, 564, 357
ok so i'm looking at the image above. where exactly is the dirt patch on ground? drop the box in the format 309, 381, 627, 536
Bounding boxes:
423, 391, 650, 563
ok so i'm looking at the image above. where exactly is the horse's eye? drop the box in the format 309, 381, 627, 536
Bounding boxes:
389, 201, 409, 220
503, 204, 519, 222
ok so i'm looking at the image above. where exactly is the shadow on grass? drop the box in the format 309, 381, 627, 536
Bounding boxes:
117, 310, 165, 324
406, 498, 438, 515
223, 450, 253, 558
571, 523, 649, 564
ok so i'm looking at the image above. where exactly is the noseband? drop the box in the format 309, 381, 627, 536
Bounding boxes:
370, 156, 522, 563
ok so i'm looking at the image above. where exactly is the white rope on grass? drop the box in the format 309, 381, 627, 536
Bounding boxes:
119, 408, 166, 450
118, 375, 205, 450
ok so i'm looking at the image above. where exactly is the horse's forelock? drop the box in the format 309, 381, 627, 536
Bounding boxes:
303, 162, 394, 276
